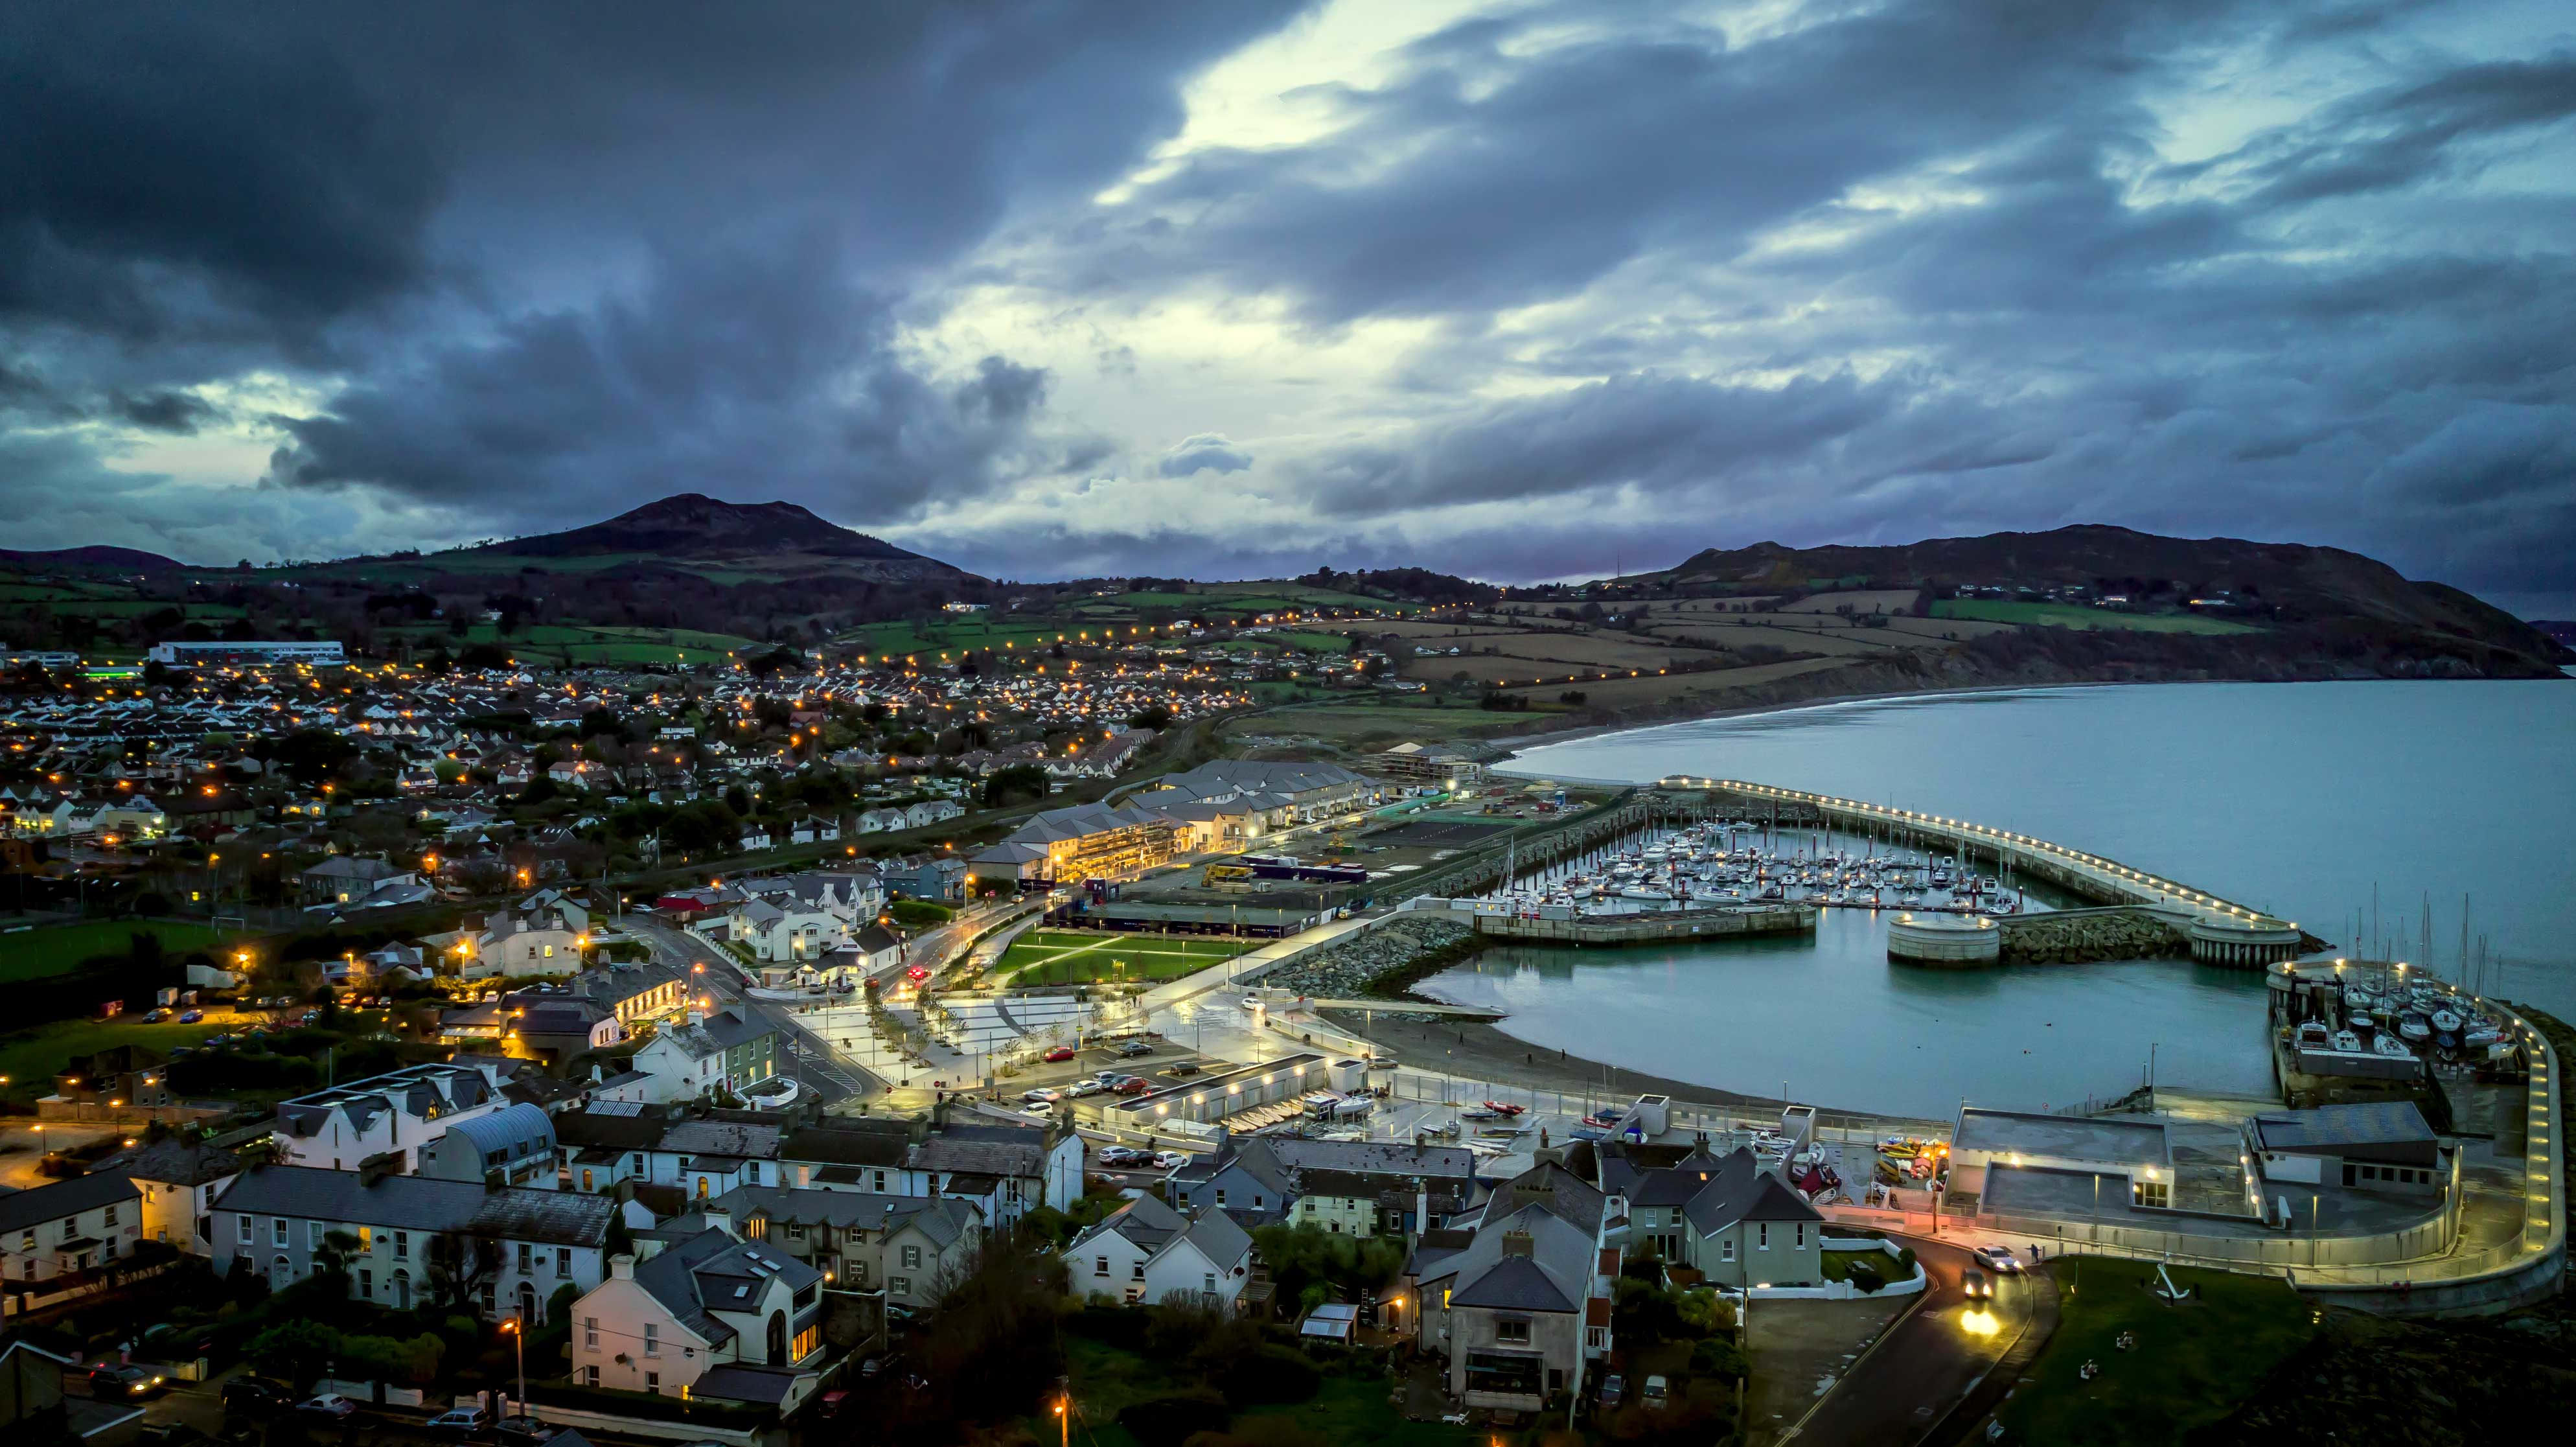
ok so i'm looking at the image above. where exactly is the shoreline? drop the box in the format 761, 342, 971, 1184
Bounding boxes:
1483, 678, 2156, 761
1322, 1000, 1953, 1132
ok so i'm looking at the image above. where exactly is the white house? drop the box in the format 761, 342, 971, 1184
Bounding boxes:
568, 1227, 827, 1410
273, 1062, 509, 1172
99, 1138, 244, 1255
208, 1164, 616, 1323
0, 1173, 143, 1284
1064, 1193, 1253, 1308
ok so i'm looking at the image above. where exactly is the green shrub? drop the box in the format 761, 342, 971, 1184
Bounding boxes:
1214, 1345, 1318, 1407
1845, 1260, 1885, 1294
1686, 1335, 1747, 1383
1118, 1389, 1232, 1447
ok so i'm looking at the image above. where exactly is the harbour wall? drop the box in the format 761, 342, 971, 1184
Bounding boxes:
1651, 778, 2317, 968
1453, 901, 1815, 947
1994, 907, 2189, 965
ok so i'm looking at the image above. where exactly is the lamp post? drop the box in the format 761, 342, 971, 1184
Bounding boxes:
500, 1315, 526, 1417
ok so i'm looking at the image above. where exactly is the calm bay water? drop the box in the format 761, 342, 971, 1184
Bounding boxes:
1420, 680, 2576, 1119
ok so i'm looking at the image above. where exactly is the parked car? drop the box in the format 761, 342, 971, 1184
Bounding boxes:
494, 1416, 558, 1446
1961, 1268, 1994, 1301
142, 1008, 170, 1023
1098, 1146, 1150, 1167
1117, 1040, 1154, 1058
1598, 1374, 1626, 1409
1020, 1087, 1062, 1106
1112, 1078, 1151, 1095
177, 1009, 203, 1024
1066, 1079, 1105, 1097
1641, 1376, 1669, 1411
84, 1364, 166, 1399
1970, 1245, 2021, 1275
1042, 1046, 1077, 1062
295, 1395, 357, 1418
221, 1378, 295, 1417
1151, 1151, 1188, 1170
427, 1406, 492, 1435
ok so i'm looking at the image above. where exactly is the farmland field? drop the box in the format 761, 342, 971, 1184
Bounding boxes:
1932, 599, 2262, 634
0, 920, 241, 982
995, 930, 1250, 986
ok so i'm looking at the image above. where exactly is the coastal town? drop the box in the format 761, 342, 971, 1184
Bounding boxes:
0, 550, 2565, 1447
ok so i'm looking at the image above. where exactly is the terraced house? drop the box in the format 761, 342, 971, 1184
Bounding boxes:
713, 1187, 982, 1309
630, 1007, 781, 1103
1593, 1137, 1826, 1289
209, 1164, 617, 1323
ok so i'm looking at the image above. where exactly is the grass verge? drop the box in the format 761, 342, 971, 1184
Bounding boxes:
1995, 1258, 2315, 1445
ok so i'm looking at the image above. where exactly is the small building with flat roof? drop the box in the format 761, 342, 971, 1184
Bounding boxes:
1105, 1052, 1333, 1128
2246, 1102, 2443, 1198
1948, 1107, 2177, 1209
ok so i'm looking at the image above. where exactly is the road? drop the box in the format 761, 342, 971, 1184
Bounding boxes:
1787, 1238, 2053, 1446
622, 918, 884, 1108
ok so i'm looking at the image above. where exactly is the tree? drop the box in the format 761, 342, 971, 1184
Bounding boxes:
981, 764, 1050, 809
1127, 703, 1173, 732
247, 1320, 340, 1388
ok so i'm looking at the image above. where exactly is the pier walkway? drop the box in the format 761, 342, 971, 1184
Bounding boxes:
1658, 778, 2311, 966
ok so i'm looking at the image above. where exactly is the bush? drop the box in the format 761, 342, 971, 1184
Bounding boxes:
1687, 1334, 1748, 1383
1120, 1389, 1232, 1447
1845, 1260, 1886, 1294
890, 898, 954, 929
1213, 1345, 1318, 1407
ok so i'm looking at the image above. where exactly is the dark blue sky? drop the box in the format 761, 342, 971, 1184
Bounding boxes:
3, 1, 2572, 613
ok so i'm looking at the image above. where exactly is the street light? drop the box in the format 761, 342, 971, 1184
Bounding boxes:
499, 1315, 526, 1415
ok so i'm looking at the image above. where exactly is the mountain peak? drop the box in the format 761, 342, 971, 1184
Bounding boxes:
484, 492, 941, 566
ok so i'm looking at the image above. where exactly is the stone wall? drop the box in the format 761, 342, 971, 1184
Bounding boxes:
1996, 908, 2189, 964
1259, 913, 1482, 999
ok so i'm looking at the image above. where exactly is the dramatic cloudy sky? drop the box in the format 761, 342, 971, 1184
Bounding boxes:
5, 1, 2574, 612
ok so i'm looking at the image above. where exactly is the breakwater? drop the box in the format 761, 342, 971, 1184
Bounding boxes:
1650, 778, 2317, 968
1440, 900, 1816, 947
1996, 907, 2189, 965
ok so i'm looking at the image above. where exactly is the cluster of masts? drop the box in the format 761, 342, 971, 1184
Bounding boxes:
1485, 820, 2025, 917
2299, 966, 2507, 1060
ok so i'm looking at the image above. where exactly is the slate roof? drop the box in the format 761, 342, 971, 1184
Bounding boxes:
1472, 1161, 1607, 1236
465, 1188, 616, 1247
276, 1063, 494, 1139
715, 1185, 980, 1249
661, 1118, 782, 1162
630, 1227, 822, 1349
211, 1164, 613, 1245
1423, 1203, 1596, 1315
1672, 1148, 1826, 1234
98, 1137, 242, 1187
694, 1364, 807, 1406
0, 1171, 140, 1234
779, 1121, 912, 1168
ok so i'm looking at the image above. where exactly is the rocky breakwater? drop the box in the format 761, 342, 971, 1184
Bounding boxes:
1996, 907, 2189, 965
1263, 913, 1489, 1015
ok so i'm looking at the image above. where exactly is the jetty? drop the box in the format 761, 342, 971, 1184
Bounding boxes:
1653, 778, 2317, 968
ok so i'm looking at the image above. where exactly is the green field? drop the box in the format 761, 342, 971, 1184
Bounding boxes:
0, 920, 240, 982
381, 620, 765, 666
1995, 1258, 2315, 1445
0, 1016, 237, 1101
995, 930, 1250, 986
1931, 599, 2262, 634
1059, 1336, 1469, 1447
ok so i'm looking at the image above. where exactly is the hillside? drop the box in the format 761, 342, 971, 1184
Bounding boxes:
468, 493, 962, 579
0, 546, 186, 575
1639, 525, 2561, 673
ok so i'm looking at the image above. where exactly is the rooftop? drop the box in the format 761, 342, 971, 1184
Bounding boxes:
1953, 1108, 2170, 1169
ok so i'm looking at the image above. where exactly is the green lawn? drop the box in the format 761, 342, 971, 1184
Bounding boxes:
0, 920, 241, 982
1931, 599, 2262, 634
1059, 1337, 1469, 1447
1995, 1258, 2315, 1446
0, 1016, 236, 1100
996, 931, 1250, 986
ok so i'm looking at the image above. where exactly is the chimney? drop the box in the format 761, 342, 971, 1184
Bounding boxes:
703, 1203, 733, 1237
1501, 1229, 1535, 1258
609, 1253, 635, 1280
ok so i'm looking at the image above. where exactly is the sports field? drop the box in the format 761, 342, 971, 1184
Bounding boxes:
996, 929, 1250, 986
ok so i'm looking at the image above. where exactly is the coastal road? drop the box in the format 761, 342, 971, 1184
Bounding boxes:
1786, 1238, 2054, 1446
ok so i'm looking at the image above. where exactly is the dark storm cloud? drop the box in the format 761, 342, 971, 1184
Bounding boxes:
1159, 435, 1255, 477
1067, 0, 2248, 323
0, 0, 1307, 546
266, 238, 1044, 520
111, 391, 220, 435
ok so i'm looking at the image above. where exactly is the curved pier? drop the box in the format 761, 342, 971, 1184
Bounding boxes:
1657, 777, 2312, 967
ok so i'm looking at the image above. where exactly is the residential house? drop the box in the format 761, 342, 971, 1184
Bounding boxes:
1167, 1133, 1481, 1237
568, 963, 691, 1033
97, 1137, 244, 1255
718, 1186, 982, 1308
567, 1228, 827, 1409
509, 997, 624, 1062
459, 905, 588, 980
209, 1164, 616, 1323
882, 855, 967, 902
299, 855, 407, 906
418, 1102, 560, 1188
1064, 1194, 1254, 1308
0, 1173, 143, 1284
273, 1062, 507, 1172
1407, 1159, 1618, 1413
1592, 1137, 1825, 1288
631, 1009, 781, 1104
